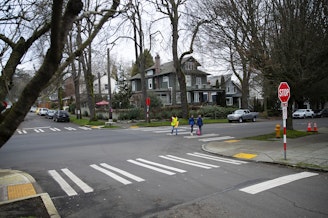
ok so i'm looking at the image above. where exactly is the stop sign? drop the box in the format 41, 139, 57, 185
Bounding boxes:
278, 82, 290, 103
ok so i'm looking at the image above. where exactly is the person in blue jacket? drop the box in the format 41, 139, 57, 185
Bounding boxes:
196, 114, 203, 135
188, 115, 195, 136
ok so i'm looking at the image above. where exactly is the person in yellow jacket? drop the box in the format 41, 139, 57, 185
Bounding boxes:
170, 114, 179, 135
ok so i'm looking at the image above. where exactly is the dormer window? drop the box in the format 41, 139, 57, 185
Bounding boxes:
185, 61, 194, 70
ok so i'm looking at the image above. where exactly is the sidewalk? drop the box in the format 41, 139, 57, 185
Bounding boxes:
0, 169, 60, 218
203, 127, 328, 171
0, 127, 327, 217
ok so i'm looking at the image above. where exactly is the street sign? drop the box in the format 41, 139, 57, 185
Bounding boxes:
146, 97, 150, 106
278, 82, 290, 103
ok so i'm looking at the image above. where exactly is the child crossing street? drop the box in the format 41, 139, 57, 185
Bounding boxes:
188, 115, 195, 136
196, 114, 203, 135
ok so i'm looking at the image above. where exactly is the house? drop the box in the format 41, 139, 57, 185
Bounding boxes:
208, 74, 242, 108
130, 55, 223, 106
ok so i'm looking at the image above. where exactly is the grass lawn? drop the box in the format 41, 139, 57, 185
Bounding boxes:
245, 129, 316, 140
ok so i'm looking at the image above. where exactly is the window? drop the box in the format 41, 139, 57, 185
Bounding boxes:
186, 75, 191, 87
185, 62, 193, 70
196, 77, 202, 85
226, 97, 233, 106
194, 92, 199, 103
148, 78, 153, 89
132, 81, 136, 91
105, 84, 108, 90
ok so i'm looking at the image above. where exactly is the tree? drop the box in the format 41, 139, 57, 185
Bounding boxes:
0, 0, 121, 148
131, 49, 154, 76
155, 0, 208, 118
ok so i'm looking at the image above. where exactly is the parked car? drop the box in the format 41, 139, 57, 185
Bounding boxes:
292, 109, 314, 119
314, 108, 328, 118
45, 109, 56, 119
227, 109, 258, 123
53, 110, 70, 122
38, 108, 48, 116
30, 106, 37, 112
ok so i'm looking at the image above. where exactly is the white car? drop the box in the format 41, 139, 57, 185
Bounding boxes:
292, 109, 314, 119
38, 108, 48, 116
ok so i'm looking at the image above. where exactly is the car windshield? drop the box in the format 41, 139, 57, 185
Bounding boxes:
296, 109, 306, 112
234, 110, 244, 114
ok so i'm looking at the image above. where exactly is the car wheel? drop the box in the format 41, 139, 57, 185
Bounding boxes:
252, 117, 256, 122
238, 117, 243, 123
228, 120, 232, 123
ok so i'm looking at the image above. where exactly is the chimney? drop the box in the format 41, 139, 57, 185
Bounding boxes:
155, 54, 160, 74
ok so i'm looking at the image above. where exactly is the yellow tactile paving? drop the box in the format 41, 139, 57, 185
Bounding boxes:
225, 139, 240, 143
7, 183, 36, 200
233, 153, 257, 159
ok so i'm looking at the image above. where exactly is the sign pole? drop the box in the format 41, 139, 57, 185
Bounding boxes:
278, 82, 290, 160
282, 103, 287, 160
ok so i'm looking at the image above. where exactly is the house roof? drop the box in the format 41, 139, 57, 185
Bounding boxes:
131, 56, 209, 80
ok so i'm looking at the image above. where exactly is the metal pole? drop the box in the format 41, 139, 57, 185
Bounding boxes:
107, 48, 112, 120
283, 118, 287, 160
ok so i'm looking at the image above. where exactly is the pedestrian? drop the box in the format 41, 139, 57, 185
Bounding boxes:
188, 114, 195, 136
170, 114, 178, 135
196, 114, 203, 135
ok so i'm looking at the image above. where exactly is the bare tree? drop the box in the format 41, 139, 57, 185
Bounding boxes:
155, 0, 208, 118
0, 0, 121, 148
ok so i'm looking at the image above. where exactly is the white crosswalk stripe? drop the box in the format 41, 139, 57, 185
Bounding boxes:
127, 159, 176, 175
187, 152, 248, 165
64, 127, 77, 131
239, 172, 318, 194
136, 158, 187, 173
199, 136, 234, 142
159, 155, 219, 169
48, 170, 78, 196
90, 164, 132, 185
50, 128, 61, 131
99, 163, 145, 182
17, 129, 27, 134
184, 133, 219, 139
129, 127, 234, 142
61, 168, 93, 193
48, 169, 94, 196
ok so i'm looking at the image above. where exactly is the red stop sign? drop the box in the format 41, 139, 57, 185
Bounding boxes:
278, 82, 290, 103
146, 97, 150, 106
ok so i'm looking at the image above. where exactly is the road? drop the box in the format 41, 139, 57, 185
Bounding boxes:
0, 113, 327, 217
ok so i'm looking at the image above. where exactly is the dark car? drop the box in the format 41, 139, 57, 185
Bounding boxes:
314, 108, 328, 118
53, 110, 70, 122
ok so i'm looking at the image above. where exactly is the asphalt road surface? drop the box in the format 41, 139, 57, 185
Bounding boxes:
0, 113, 327, 217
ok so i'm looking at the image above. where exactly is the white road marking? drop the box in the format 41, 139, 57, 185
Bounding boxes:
17, 129, 27, 134
50, 128, 61, 131
64, 127, 76, 131
90, 164, 132, 185
165, 155, 220, 168
100, 163, 145, 182
166, 131, 190, 135
79, 127, 92, 130
48, 170, 77, 196
136, 158, 187, 173
184, 133, 219, 139
187, 152, 248, 165
159, 155, 213, 169
127, 159, 176, 175
199, 136, 234, 142
239, 172, 319, 194
61, 168, 93, 193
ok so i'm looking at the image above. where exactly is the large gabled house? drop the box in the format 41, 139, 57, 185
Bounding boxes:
130, 55, 223, 106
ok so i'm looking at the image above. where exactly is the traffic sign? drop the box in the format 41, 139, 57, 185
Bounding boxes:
146, 97, 150, 106
278, 82, 290, 103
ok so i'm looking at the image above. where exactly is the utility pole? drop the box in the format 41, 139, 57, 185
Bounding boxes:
107, 48, 112, 120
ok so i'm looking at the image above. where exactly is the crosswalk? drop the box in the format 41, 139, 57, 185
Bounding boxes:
129, 126, 235, 143
47, 152, 318, 198
16, 126, 93, 134
48, 152, 246, 196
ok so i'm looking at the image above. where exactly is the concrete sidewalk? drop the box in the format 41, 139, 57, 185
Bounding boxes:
203, 127, 328, 171
0, 169, 60, 217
